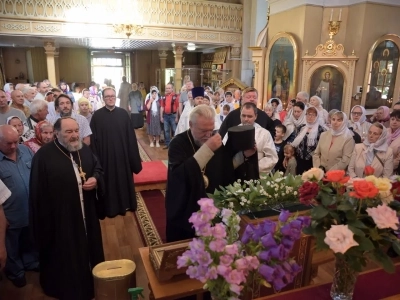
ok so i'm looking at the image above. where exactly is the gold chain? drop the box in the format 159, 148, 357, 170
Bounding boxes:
186, 130, 209, 188
54, 141, 87, 183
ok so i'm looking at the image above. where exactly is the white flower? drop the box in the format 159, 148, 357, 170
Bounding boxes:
293, 191, 298, 196
366, 204, 399, 230
229, 202, 234, 208
324, 225, 359, 254
379, 190, 394, 205
302, 168, 324, 182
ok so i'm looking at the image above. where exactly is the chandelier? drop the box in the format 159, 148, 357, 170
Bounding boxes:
113, 24, 143, 38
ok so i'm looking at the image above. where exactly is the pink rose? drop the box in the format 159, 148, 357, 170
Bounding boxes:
324, 225, 359, 254
366, 204, 399, 230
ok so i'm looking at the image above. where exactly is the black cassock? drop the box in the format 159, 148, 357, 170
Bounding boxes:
218, 107, 275, 139
29, 140, 105, 300
165, 130, 235, 242
90, 106, 142, 217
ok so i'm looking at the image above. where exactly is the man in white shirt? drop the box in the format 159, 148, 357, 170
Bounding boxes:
22, 87, 36, 107
232, 102, 278, 174
34, 82, 48, 100
47, 94, 92, 145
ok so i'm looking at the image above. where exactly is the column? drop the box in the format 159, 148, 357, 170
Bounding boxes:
158, 50, 168, 93
229, 44, 242, 79
173, 44, 184, 93
43, 41, 58, 87
54, 48, 60, 84
248, 46, 266, 109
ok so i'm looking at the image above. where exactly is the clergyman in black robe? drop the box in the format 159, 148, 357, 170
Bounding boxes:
165, 106, 235, 242
29, 119, 105, 300
90, 87, 142, 217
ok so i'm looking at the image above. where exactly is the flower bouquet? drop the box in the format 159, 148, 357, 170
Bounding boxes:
209, 172, 303, 214
177, 198, 310, 299
300, 168, 400, 299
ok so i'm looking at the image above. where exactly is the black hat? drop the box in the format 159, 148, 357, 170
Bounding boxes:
192, 87, 205, 99
227, 125, 255, 152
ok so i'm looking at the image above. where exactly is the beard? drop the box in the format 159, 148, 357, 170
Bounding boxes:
60, 110, 72, 117
59, 139, 83, 152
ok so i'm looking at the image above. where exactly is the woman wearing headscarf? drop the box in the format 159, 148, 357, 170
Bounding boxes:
283, 101, 306, 142
313, 111, 355, 171
282, 99, 296, 123
264, 103, 282, 127
348, 105, 372, 141
3, 83, 14, 103
309, 95, 329, 125
291, 106, 326, 174
23, 121, 54, 153
387, 110, 400, 170
348, 123, 392, 178
268, 98, 284, 121
145, 88, 162, 147
370, 106, 390, 128
6, 116, 31, 143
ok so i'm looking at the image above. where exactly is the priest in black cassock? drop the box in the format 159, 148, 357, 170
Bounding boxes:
30, 117, 105, 300
218, 87, 275, 138
90, 87, 142, 217
166, 105, 235, 242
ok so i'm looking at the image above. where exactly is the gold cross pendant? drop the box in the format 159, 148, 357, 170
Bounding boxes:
79, 167, 87, 183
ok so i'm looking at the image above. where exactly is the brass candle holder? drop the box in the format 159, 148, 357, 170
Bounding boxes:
328, 20, 341, 40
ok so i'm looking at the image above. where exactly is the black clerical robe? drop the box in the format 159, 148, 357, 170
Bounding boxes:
165, 130, 235, 242
90, 106, 142, 217
29, 140, 105, 300
219, 107, 275, 138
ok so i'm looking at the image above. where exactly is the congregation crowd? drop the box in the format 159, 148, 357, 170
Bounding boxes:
0, 76, 399, 299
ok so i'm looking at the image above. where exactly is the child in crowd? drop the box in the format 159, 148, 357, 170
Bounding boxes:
273, 124, 287, 173
220, 104, 231, 121
283, 144, 297, 176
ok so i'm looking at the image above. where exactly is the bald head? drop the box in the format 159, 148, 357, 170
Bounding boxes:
0, 125, 19, 156
11, 90, 24, 105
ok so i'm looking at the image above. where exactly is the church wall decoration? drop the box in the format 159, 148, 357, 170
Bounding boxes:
264, 32, 298, 107
362, 34, 400, 109
310, 66, 344, 111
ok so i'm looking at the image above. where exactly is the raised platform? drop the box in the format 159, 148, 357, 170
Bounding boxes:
134, 161, 168, 192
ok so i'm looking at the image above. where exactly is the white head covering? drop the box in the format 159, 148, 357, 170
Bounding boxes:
283, 103, 306, 138
310, 95, 323, 108
3, 83, 13, 93
350, 105, 367, 131
268, 98, 283, 113
148, 86, 160, 116
363, 124, 388, 165
291, 107, 321, 147
330, 111, 353, 137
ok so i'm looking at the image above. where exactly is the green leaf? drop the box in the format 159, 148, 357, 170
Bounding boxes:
311, 205, 329, 220
260, 279, 271, 288
353, 236, 374, 251
348, 225, 366, 237
347, 220, 368, 229
392, 240, 400, 256
337, 203, 353, 211
369, 248, 395, 273
302, 226, 315, 235
369, 227, 382, 241
345, 210, 357, 221
320, 192, 336, 206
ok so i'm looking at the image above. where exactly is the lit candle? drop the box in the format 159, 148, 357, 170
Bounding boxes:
330, 9, 333, 21
339, 9, 342, 21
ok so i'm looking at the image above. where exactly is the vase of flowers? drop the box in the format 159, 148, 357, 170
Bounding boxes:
177, 198, 310, 299
300, 168, 400, 300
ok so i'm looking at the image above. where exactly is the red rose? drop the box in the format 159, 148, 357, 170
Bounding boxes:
364, 166, 375, 176
391, 181, 400, 201
325, 170, 349, 184
349, 180, 379, 199
299, 181, 319, 205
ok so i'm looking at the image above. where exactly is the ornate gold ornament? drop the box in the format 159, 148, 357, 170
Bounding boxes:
113, 24, 143, 38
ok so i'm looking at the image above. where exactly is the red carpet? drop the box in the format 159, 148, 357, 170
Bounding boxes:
135, 190, 166, 247
133, 161, 168, 192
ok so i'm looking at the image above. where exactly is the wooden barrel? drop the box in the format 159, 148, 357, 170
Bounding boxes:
92, 259, 136, 300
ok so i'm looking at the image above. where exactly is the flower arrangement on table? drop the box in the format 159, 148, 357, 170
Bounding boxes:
177, 198, 311, 300
299, 167, 400, 299
209, 172, 303, 213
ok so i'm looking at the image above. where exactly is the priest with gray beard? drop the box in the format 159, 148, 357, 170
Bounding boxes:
29, 117, 105, 300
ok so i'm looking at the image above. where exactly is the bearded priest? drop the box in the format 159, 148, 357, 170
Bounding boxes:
29, 117, 105, 300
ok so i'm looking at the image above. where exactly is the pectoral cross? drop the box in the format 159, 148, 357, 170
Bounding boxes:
79, 167, 87, 183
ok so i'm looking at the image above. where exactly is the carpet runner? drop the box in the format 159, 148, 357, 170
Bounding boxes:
134, 161, 168, 192
138, 141, 151, 162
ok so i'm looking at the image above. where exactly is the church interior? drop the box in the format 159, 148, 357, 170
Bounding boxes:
1, 0, 400, 299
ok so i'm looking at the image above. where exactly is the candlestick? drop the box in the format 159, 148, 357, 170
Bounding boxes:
330, 9, 333, 21
339, 9, 342, 21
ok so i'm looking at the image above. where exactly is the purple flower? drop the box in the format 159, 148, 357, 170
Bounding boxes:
259, 264, 275, 282
177, 254, 190, 269
235, 257, 249, 271
217, 265, 231, 276
225, 243, 239, 255
281, 236, 295, 250
196, 266, 209, 283
209, 239, 227, 252
196, 250, 213, 266
270, 244, 287, 260
186, 265, 198, 278
259, 250, 271, 262
189, 238, 205, 252
197, 198, 219, 218
212, 223, 227, 239
274, 265, 286, 278
278, 210, 290, 223
219, 254, 234, 266
252, 225, 266, 242
262, 220, 277, 234
273, 278, 286, 291
225, 269, 246, 285
280, 223, 302, 240
261, 233, 277, 248
241, 224, 256, 243
297, 216, 311, 227
206, 266, 218, 280
245, 256, 260, 270
197, 224, 213, 236
189, 213, 208, 229
289, 260, 302, 274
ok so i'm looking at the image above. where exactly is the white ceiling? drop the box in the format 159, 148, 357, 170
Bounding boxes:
0, 35, 224, 52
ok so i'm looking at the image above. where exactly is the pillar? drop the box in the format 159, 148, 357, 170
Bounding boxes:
54, 48, 60, 85
158, 50, 168, 93
44, 41, 58, 87
229, 44, 242, 79
173, 44, 184, 93
248, 46, 267, 109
